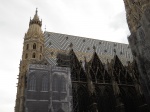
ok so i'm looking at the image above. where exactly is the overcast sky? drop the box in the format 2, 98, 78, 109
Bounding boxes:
0, 0, 130, 112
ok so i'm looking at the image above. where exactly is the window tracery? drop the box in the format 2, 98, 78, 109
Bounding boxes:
29, 75, 36, 90
42, 76, 48, 91
52, 75, 59, 91
61, 77, 66, 92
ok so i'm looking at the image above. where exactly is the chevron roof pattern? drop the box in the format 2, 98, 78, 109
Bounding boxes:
44, 31, 133, 65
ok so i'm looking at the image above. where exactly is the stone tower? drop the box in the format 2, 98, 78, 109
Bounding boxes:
123, 0, 150, 106
15, 9, 44, 112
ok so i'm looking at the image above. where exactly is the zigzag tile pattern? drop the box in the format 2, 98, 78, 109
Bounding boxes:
44, 31, 133, 65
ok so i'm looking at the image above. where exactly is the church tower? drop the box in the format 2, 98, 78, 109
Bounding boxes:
15, 9, 44, 112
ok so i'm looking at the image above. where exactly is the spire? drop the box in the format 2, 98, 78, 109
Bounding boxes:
29, 8, 42, 27
33, 8, 39, 20
36, 8, 38, 14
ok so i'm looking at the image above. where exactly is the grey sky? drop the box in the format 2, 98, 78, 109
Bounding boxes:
0, 0, 130, 112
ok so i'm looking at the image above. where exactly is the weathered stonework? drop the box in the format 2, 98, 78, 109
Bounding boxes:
123, 0, 150, 107
123, 0, 150, 32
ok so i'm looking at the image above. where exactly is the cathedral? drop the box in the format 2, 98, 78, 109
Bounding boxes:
15, 1, 150, 112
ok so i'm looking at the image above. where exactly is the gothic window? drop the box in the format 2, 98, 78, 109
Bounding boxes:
26, 44, 29, 50
40, 46, 42, 52
52, 75, 59, 91
29, 75, 36, 90
39, 55, 42, 60
77, 86, 89, 112
32, 53, 36, 58
25, 53, 28, 59
42, 76, 48, 91
33, 43, 36, 49
61, 77, 66, 92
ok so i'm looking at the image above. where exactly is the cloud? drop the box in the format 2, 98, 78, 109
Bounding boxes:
109, 12, 127, 30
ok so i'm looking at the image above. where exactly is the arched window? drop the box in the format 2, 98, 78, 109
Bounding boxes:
61, 77, 66, 92
32, 53, 36, 58
33, 43, 36, 49
52, 75, 59, 91
25, 53, 28, 59
29, 75, 36, 90
39, 55, 42, 60
26, 44, 29, 50
40, 46, 42, 52
42, 76, 48, 91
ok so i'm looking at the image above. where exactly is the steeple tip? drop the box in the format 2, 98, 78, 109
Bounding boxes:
29, 9, 42, 27
34, 8, 39, 20
35, 8, 38, 15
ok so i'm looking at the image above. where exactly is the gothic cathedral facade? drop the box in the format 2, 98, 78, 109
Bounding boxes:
15, 4, 150, 112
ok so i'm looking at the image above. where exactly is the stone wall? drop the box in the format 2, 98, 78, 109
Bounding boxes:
125, 0, 150, 105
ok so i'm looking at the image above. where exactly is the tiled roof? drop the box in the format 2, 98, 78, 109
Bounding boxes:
44, 31, 133, 65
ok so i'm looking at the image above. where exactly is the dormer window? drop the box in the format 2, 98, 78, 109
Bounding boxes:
66, 36, 68, 40
33, 43, 36, 49
87, 47, 90, 50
